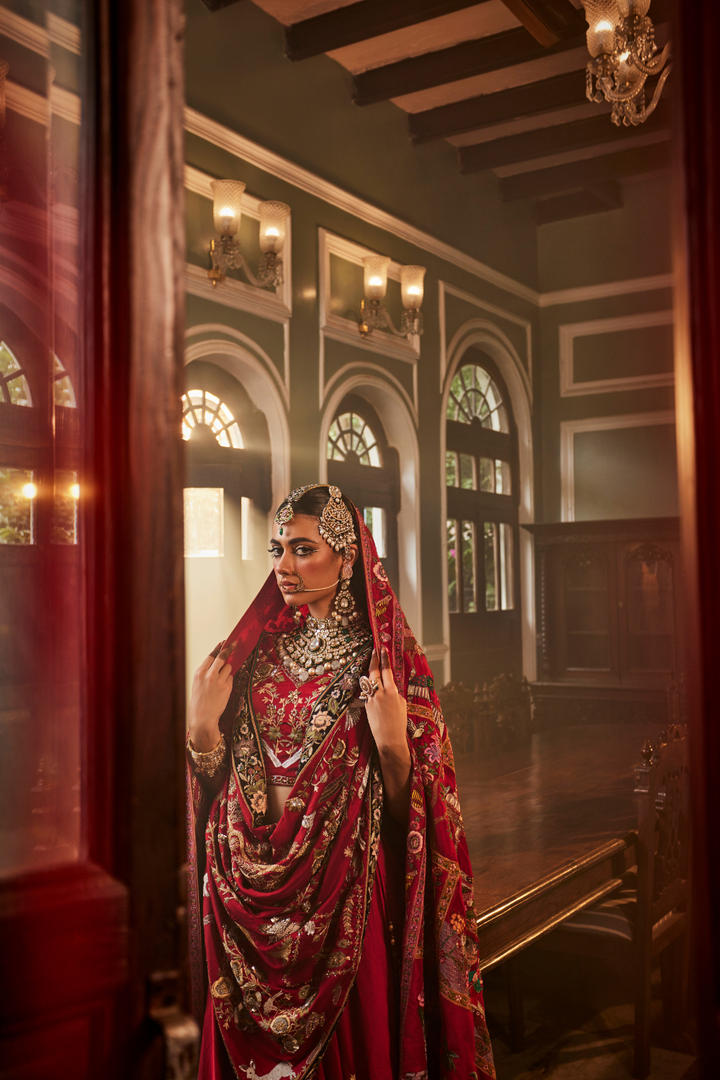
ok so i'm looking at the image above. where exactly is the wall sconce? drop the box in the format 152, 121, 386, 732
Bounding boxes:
208, 179, 290, 289
358, 257, 425, 340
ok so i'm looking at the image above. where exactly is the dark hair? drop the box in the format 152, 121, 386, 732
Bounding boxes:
274, 485, 367, 612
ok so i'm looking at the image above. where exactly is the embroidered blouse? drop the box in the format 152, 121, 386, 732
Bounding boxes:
251, 633, 336, 786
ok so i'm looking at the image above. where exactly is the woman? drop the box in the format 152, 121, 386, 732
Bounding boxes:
187, 485, 495, 1080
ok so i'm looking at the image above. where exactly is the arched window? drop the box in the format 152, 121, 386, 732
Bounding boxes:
328, 412, 381, 467
181, 390, 244, 448
327, 395, 400, 588
0, 341, 32, 407
446, 363, 509, 432
446, 351, 520, 682
54, 356, 77, 408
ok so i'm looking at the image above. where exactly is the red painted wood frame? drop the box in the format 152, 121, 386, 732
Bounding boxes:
0, 1, 186, 1076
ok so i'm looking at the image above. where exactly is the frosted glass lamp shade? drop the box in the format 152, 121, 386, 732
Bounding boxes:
258, 201, 290, 254
362, 256, 390, 302
617, 0, 651, 14
211, 179, 245, 236
583, 0, 620, 56
400, 265, 426, 309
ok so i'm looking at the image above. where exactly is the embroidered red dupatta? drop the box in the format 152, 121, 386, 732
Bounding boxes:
187, 509, 496, 1080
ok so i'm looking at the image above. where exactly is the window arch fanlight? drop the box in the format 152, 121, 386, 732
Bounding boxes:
182, 389, 244, 448
446, 363, 509, 432
326, 394, 399, 586
0, 341, 32, 407
327, 411, 382, 467
54, 355, 77, 408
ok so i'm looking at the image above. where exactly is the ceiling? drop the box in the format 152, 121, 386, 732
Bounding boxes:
202, 0, 673, 224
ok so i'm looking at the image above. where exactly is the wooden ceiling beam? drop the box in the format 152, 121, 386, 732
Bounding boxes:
352, 0, 670, 106
533, 182, 623, 224
354, 26, 582, 106
409, 70, 586, 143
199, 0, 243, 9
500, 0, 586, 47
285, 0, 490, 62
458, 99, 671, 172
499, 140, 672, 200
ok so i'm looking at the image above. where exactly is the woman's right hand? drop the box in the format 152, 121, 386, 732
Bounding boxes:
187, 641, 237, 751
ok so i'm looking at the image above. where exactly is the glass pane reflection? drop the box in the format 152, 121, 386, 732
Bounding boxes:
0, 5, 85, 874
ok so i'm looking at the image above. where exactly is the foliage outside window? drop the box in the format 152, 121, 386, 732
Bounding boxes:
0, 467, 35, 544
446, 364, 509, 431
0, 342, 32, 407
327, 412, 381, 467
182, 390, 244, 448
52, 470, 80, 545
53, 355, 77, 408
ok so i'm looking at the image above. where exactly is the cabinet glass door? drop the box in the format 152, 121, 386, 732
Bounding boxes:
555, 546, 619, 680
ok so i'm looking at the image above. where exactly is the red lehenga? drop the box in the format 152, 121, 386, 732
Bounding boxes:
187, 511, 496, 1080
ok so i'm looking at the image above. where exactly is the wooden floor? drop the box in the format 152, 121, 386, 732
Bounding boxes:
454, 722, 661, 917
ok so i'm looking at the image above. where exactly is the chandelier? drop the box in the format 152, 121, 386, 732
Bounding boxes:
358, 256, 425, 341
208, 179, 290, 289
583, 0, 671, 126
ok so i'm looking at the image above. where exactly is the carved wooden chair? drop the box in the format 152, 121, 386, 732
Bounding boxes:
533, 725, 690, 1079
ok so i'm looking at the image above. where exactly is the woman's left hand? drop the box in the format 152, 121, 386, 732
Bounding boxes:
363, 647, 409, 757
363, 647, 411, 824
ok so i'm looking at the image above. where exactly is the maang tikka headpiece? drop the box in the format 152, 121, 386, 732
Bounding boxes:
275, 484, 356, 552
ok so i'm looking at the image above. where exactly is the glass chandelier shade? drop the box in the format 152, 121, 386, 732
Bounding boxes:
583, 0, 621, 56
617, 0, 651, 15
258, 201, 290, 255
582, 0, 671, 126
400, 265, 426, 310
210, 179, 245, 237
362, 256, 390, 302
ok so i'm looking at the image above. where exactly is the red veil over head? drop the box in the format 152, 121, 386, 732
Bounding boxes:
187, 502, 495, 1080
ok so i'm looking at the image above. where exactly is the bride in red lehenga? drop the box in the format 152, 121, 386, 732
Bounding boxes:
187, 485, 495, 1080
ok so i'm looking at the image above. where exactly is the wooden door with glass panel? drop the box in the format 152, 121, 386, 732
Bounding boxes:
446, 353, 521, 685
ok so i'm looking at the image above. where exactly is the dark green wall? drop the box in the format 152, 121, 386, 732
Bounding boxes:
184, 0, 539, 289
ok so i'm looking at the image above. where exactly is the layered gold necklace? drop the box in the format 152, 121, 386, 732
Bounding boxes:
277, 610, 371, 683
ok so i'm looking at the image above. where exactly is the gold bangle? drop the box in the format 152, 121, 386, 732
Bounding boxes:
188, 734, 227, 777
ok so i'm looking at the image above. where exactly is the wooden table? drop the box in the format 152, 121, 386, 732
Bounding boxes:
455, 722, 660, 970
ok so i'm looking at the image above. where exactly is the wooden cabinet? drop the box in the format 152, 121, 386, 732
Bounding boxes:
524, 519, 681, 727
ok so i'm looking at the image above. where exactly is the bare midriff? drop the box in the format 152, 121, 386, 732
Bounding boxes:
267, 784, 292, 824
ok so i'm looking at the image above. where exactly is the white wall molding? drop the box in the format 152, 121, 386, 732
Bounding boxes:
559, 310, 674, 397
323, 360, 418, 428
318, 229, 419, 407
5, 80, 81, 126
185, 261, 290, 323
442, 327, 536, 682
185, 107, 539, 306
0, 8, 81, 55
184, 165, 293, 315
319, 374, 422, 640
184, 330, 291, 524
444, 318, 532, 408
184, 322, 288, 406
560, 409, 676, 522
540, 273, 674, 308
439, 280, 533, 389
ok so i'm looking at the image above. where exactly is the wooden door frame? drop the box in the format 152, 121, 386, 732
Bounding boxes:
674, 2, 720, 1074
0, 0, 186, 1076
